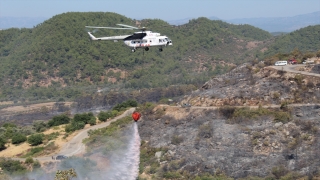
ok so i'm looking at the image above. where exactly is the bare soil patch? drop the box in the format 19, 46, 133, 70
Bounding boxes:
0, 102, 73, 113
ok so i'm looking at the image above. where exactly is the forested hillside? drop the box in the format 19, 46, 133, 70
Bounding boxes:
264, 25, 320, 57
0, 12, 318, 102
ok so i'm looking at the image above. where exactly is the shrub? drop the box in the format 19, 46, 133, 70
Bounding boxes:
45, 132, 59, 141
271, 165, 288, 179
274, 112, 290, 123
198, 124, 212, 138
2, 123, 17, 128
0, 158, 27, 175
33, 120, 48, 132
280, 101, 289, 111
22, 147, 44, 157
306, 81, 314, 88
98, 111, 112, 122
219, 106, 236, 119
73, 113, 93, 124
98, 110, 119, 122
163, 171, 181, 178
171, 135, 184, 145
33, 160, 41, 169
0, 137, 6, 151
11, 134, 27, 144
65, 121, 85, 133
294, 74, 304, 86
27, 133, 44, 146
48, 114, 71, 127
112, 99, 138, 111
88, 117, 96, 126
25, 157, 34, 164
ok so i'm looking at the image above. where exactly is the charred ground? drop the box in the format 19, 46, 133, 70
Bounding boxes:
137, 64, 320, 179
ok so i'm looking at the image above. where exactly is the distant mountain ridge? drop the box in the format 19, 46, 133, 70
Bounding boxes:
1, 11, 319, 32
0, 17, 48, 29
227, 11, 320, 32
168, 11, 320, 32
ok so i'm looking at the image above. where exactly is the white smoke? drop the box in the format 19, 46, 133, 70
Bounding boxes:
11, 122, 141, 180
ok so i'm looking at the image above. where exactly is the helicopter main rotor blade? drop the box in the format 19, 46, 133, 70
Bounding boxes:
117, 24, 147, 31
85, 26, 133, 30
116, 24, 139, 29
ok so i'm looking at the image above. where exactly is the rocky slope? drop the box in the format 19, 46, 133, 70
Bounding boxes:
138, 105, 320, 179
137, 64, 320, 179
183, 64, 320, 107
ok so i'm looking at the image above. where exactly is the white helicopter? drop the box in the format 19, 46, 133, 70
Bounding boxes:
85, 24, 172, 52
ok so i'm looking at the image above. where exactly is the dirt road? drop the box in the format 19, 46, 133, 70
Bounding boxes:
270, 64, 320, 77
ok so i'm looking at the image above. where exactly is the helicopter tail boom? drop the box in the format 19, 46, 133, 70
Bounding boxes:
87, 32, 130, 41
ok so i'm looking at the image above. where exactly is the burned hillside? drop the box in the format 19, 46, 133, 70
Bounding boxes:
183, 64, 320, 107
136, 64, 320, 179
137, 105, 320, 179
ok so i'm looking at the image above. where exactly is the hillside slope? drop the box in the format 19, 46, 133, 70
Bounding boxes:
0, 12, 319, 103
0, 12, 272, 101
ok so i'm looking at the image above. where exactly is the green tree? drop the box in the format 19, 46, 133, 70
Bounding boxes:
27, 133, 44, 146
48, 114, 71, 127
11, 134, 27, 144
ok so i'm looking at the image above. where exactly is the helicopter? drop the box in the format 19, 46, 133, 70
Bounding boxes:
85, 24, 172, 52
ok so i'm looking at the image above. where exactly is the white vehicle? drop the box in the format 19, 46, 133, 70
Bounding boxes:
275, 61, 288, 66
85, 24, 172, 52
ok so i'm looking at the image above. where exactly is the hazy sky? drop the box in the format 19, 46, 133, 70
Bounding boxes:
0, 0, 319, 20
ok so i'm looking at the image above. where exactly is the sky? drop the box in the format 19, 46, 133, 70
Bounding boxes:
0, 0, 319, 21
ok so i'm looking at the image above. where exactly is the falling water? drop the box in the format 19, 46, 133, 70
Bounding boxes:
104, 122, 141, 180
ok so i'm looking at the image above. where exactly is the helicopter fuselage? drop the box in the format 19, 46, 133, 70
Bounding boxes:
87, 30, 172, 52
124, 31, 172, 52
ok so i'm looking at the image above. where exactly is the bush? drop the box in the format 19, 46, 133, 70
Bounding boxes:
271, 165, 288, 179
33, 160, 41, 169
65, 121, 85, 133
33, 120, 48, 132
48, 114, 71, 127
27, 134, 44, 146
0, 137, 6, 151
219, 106, 236, 119
11, 134, 27, 144
88, 117, 96, 126
163, 171, 181, 178
0, 158, 27, 175
98, 111, 112, 122
98, 110, 119, 122
274, 112, 290, 123
25, 157, 34, 164
45, 132, 59, 141
171, 135, 184, 145
73, 113, 94, 124
2, 123, 17, 128
198, 124, 212, 138
112, 99, 138, 111
22, 147, 44, 157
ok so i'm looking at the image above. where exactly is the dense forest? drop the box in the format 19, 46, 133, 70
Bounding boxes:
0, 12, 319, 102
